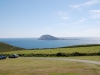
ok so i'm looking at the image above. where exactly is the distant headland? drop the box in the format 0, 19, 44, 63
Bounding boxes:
38, 35, 59, 40
38, 34, 79, 40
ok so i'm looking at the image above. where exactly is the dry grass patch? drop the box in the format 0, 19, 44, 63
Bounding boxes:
0, 57, 100, 75
68, 56, 100, 61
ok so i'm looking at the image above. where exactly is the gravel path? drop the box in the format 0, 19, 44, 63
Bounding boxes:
34, 57, 100, 65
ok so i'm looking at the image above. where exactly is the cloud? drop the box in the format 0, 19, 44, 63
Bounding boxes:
69, 5, 81, 11
84, 0, 100, 6
89, 10, 100, 19
57, 11, 70, 20
69, 0, 100, 10
73, 19, 86, 24
61, 16, 70, 20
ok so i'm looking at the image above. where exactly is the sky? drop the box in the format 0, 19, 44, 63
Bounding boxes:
0, 0, 100, 38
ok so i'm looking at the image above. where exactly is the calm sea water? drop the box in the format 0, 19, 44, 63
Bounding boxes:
0, 37, 100, 49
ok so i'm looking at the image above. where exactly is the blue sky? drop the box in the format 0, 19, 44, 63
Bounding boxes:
0, 0, 100, 38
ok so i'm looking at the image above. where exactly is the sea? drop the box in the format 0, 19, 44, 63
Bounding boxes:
0, 37, 100, 49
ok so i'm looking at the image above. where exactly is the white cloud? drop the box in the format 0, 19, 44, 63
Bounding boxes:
84, 0, 100, 6
57, 11, 70, 20
61, 16, 70, 20
69, 5, 81, 11
73, 19, 86, 24
90, 10, 100, 19
69, 0, 100, 10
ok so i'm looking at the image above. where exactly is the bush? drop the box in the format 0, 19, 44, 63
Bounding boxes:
1, 52, 100, 57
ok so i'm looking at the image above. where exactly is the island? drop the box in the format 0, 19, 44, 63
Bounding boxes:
38, 35, 59, 40
38, 34, 79, 40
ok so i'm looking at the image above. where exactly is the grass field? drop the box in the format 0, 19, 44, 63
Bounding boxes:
0, 45, 100, 75
0, 57, 100, 75
68, 56, 100, 61
1, 46, 100, 54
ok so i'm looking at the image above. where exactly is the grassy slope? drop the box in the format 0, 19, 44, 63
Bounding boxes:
1, 46, 100, 54
0, 57, 100, 75
0, 42, 24, 52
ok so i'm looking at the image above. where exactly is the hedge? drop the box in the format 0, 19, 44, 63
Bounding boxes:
1, 52, 100, 57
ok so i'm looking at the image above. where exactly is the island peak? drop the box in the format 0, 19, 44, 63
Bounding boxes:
38, 35, 59, 40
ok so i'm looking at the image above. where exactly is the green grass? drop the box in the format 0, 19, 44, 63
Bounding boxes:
1, 46, 100, 54
1, 43, 100, 75
0, 57, 100, 75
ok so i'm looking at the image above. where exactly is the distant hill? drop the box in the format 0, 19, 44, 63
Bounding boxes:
0, 42, 25, 52
61, 44, 100, 48
38, 35, 59, 40
38, 34, 79, 40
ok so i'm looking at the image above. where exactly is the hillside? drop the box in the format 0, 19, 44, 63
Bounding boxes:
61, 44, 100, 48
1, 44, 100, 57
0, 42, 25, 52
1, 44, 100, 54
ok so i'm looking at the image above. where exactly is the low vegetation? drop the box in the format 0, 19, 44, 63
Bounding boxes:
0, 42, 100, 75
1, 48, 100, 57
61, 44, 100, 48
0, 57, 100, 75
0, 42, 100, 57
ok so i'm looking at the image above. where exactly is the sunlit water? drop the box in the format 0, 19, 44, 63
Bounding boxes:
0, 37, 100, 49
